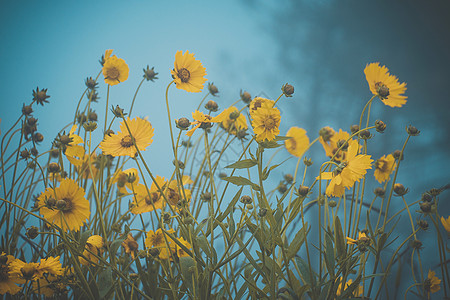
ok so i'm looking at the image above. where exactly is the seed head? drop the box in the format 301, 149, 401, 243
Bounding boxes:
22, 104, 33, 116
374, 187, 385, 197
394, 183, 408, 196
143, 65, 158, 82
240, 90, 252, 104
406, 125, 420, 136
48, 162, 60, 173
32, 87, 50, 106
85, 77, 98, 90
350, 124, 360, 134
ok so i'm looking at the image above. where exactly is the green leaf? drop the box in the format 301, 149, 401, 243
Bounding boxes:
274, 135, 292, 141
334, 217, 346, 260
296, 256, 315, 288
259, 140, 282, 149
287, 224, 308, 260
221, 176, 260, 191
79, 229, 93, 251
179, 257, 196, 294
217, 187, 242, 223
324, 234, 335, 278
225, 159, 257, 169
98, 267, 113, 299
110, 234, 128, 258
195, 236, 212, 257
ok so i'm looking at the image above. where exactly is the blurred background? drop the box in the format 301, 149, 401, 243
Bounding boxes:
1, 0, 449, 298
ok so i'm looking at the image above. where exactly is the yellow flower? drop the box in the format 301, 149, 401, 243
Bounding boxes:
0, 253, 24, 295
335, 278, 363, 297
346, 231, 368, 245
214, 106, 248, 135
285, 127, 309, 158
35, 256, 64, 277
176, 237, 192, 258
186, 110, 214, 137
165, 176, 193, 207
104, 49, 113, 61
374, 154, 396, 183
171, 50, 207, 93
102, 54, 129, 86
319, 140, 373, 197
79, 235, 104, 266
424, 270, 441, 295
112, 168, 140, 195
364, 62, 407, 108
64, 125, 85, 166
319, 127, 352, 162
131, 176, 167, 214
251, 106, 281, 142
145, 229, 176, 260
249, 97, 275, 117
441, 216, 450, 233
77, 152, 99, 180
122, 234, 139, 259
38, 178, 90, 231
100, 117, 154, 157
9, 256, 62, 282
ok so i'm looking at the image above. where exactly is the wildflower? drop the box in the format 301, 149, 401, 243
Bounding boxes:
100, 117, 154, 157
394, 183, 408, 196
37, 178, 90, 231
165, 176, 193, 207
335, 278, 363, 297
32, 87, 50, 106
346, 231, 371, 251
318, 140, 373, 197
285, 127, 309, 158
407, 125, 420, 136
186, 110, 215, 137
79, 235, 104, 266
214, 106, 248, 136
102, 54, 129, 86
319, 128, 353, 162
424, 270, 441, 295
0, 254, 23, 295
251, 106, 281, 142
364, 62, 407, 107
122, 234, 139, 259
9, 256, 63, 281
249, 97, 275, 116
112, 168, 140, 195
240, 90, 252, 103
374, 154, 396, 183
145, 229, 176, 260
205, 100, 219, 112
131, 176, 167, 214
441, 216, 450, 233
99, 49, 113, 66
143, 65, 158, 81
176, 117, 191, 130
171, 50, 207, 93
85, 77, 98, 90
176, 237, 192, 258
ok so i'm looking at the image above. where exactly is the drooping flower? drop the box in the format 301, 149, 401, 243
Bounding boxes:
38, 178, 90, 231
424, 270, 441, 295
171, 50, 207, 93
112, 168, 140, 195
122, 234, 139, 259
79, 235, 104, 266
165, 176, 193, 208
374, 154, 396, 183
214, 106, 248, 136
251, 106, 281, 142
440, 216, 450, 233
285, 127, 309, 158
318, 140, 373, 197
364, 62, 407, 108
0, 254, 23, 295
100, 117, 154, 157
335, 278, 363, 297
102, 54, 129, 86
131, 176, 167, 214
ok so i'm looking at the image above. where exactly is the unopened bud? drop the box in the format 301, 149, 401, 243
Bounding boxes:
22, 104, 33, 116
298, 185, 309, 197
406, 125, 420, 136
392, 150, 404, 161
205, 100, 219, 112
258, 208, 267, 218
176, 118, 190, 130
240, 195, 252, 204
26, 226, 39, 239
48, 162, 60, 173
350, 124, 360, 134
240, 90, 251, 104
284, 174, 293, 184
375, 120, 386, 133
358, 130, 371, 139
208, 82, 219, 96
374, 187, 385, 197
281, 83, 294, 97
319, 127, 334, 142
394, 183, 408, 196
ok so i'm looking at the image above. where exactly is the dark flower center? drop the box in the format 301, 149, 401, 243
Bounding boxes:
375, 159, 387, 172
105, 67, 120, 81
127, 240, 139, 251
59, 198, 73, 212
167, 188, 180, 205
152, 233, 163, 246
178, 68, 191, 83
120, 135, 134, 148
145, 192, 160, 205
375, 82, 390, 99
263, 117, 276, 130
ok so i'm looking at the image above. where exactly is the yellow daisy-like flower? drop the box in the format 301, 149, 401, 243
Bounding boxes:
176, 237, 192, 258
249, 97, 275, 117
145, 228, 176, 260
424, 270, 441, 295
79, 235, 104, 266
9, 256, 62, 283
102, 54, 129, 86
318, 140, 373, 197
364, 62, 407, 108
112, 168, 140, 195
440, 216, 450, 233
100, 117, 154, 157
35, 256, 64, 278
214, 106, 248, 136
251, 106, 281, 142
131, 176, 167, 214
374, 154, 396, 183
171, 50, 207, 93
122, 234, 139, 259
335, 278, 363, 297
0, 253, 24, 295
319, 127, 353, 162
186, 110, 214, 137
285, 127, 310, 158
165, 175, 193, 207
37, 178, 90, 231
77, 152, 99, 180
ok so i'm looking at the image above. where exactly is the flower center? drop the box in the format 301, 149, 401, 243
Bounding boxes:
375, 159, 387, 172
263, 117, 276, 130
167, 188, 180, 205
145, 192, 160, 205
178, 68, 191, 83
127, 240, 139, 251
375, 82, 390, 99
289, 139, 297, 150
20, 265, 37, 280
120, 135, 133, 148
58, 198, 73, 212
152, 233, 163, 247
105, 67, 120, 81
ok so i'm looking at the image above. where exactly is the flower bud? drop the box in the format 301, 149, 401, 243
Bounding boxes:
0, 255, 8, 265
27, 117, 38, 126
105, 129, 115, 136
218, 172, 227, 179
394, 183, 408, 196
319, 127, 334, 142
421, 193, 432, 202
176, 118, 191, 130
30, 147, 38, 157
26, 226, 39, 239
284, 174, 293, 184
246, 204, 253, 210
111, 105, 126, 118
410, 239, 423, 249
148, 248, 160, 257
88, 111, 98, 122
374, 187, 385, 197
336, 139, 348, 151
143, 65, 158, 82
303, 157, 313, 166
208, 82, 219, 96
56, 200, 67, 210
85, 77, 98, 90
172, 159, 185, 170
163, 212, 171, 223
240, 195, 252, 204
350, 124, 360, 134
33, 132, 44, 143
22, 104, 33, 116
201, 192, 212, 202
392, 150, 404, 161
298, 185, 309, 197
20, 149, 30, 160
182, 140, 192, 148
50, 148, 59, 158
420, 201, 431, 213
375, 120, 386, 133
358, 130, 371, 139
48, 162, 60, 173
258, 208, 267, 218
229, 111, 240, 120
46, 197, 56, 207
205, 100, 219, 112
329, 200, 337, 208
277, 183, 287, 194
83, 122, 97, 132
417, 220, 429, 231
406, 125, 420, 136
236, 129, 248, 140
281, 83, 294, 97
428, 188, 441, 197
87, 90, 99, 102
240, 90, 252, 104
77, 113, 87, 125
